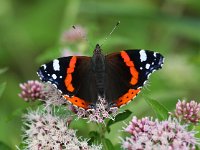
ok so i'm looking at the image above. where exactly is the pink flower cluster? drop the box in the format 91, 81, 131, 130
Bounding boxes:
19, 80, 45, 101
42, 82, 67, 106
69, 97, 119, 123
122, 116, 198, 150
19, 81, 119, 123
22, 109, 102, 150
175, 100, 200, 123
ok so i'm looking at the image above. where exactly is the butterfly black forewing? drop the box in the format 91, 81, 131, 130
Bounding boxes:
37, 56, 73, 95
37, 56, 98, 105
124, 49, 164, 88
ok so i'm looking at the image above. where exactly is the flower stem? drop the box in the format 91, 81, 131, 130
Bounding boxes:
96, 123, 107, 148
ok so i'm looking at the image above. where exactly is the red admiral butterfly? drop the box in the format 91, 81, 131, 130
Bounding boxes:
37, 44, 164, 110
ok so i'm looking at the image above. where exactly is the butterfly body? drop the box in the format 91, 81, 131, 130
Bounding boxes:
37, 44, 164, 110
91, 44, 106, 99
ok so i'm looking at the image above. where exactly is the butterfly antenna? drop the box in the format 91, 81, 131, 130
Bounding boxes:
72, 25, 93, 49
100, 21, 120, 47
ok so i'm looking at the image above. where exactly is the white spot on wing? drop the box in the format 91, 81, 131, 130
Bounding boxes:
147, 73, 151, 78
42, 64, 46, 69
153, 52, 157, 57
139, 50, 147, 62
53, 59, 60, 71
146, 64, 150, 69
52, 74, 57, 79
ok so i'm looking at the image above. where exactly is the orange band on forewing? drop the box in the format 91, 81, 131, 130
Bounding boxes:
69, 56, 77, 68
130, 77, 138, 85
126, 61, 134, 67
65, 56, 77, 92
67, 68, 74, 74
64, 95, 89, 109
130, 67, 138, 76
120, 51, 139, 85
121, 51, 130, 62
65, 74, 72, 85
116, 89, 140, 107
67, 83, 74, 92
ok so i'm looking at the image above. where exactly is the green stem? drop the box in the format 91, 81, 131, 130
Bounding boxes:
96, 123, 108, 148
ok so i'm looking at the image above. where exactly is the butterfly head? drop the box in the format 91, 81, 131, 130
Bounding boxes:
94, 44, 102, 55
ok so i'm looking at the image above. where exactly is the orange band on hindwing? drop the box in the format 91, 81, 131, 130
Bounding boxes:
64, 56, 77, 92
63, 95, 89, 109
116, 88, 141, 107
120, 51, 139, 85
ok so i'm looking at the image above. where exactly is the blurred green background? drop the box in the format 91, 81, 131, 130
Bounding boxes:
0, 0, 200, 149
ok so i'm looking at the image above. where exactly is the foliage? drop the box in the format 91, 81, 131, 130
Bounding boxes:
143, 96, 169, 120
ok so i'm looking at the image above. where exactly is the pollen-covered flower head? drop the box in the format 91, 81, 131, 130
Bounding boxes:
41, 82, 67, 106
121, 116, 199, 150
19, 80, 45, 101
19, 80, 119, 123
22, 109, 102, 150
18, 81, 67, 106
175, 100, 200, 123
68, 96, 119, 123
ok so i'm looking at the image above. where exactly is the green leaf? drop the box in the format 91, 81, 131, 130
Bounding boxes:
0, 82, 6, 99
17, 142, 26, 149
53, 105, 72, 117
0, 141, 12, 150
113, 144, 122, 150
187, 123, 195, 131
88, 131, 101, 144
6, 107, 26, 122
194, 124, 200, 138
144, 97, 169, 120
196, 146, 200, 150
106, 110, 132, 133
0, 68, 8, 75
102, 138, 114, 150
89, 131, 100, 138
